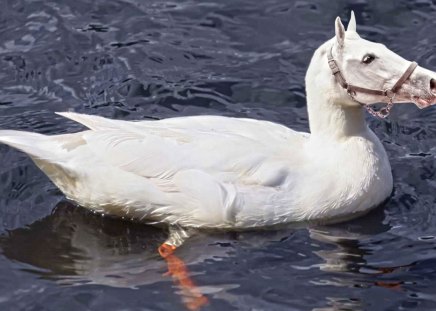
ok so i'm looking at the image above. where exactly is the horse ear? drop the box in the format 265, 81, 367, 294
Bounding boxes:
335, 17, 345, 47
347, 11, 357, 32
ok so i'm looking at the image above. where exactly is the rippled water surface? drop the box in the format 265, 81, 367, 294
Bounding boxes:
1, 0, 436, 310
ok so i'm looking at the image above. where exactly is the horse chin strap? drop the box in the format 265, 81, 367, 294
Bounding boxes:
327, 46, 418, 119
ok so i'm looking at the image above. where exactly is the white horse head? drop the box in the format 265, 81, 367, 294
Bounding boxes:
305, 11, 436, 136
338, 12, 436, 108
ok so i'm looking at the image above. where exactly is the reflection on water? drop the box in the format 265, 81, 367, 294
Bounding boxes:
1, 201, 168, 286
0, 201, 418, 311
0, 201, 211, 310
310, 208, 389, 274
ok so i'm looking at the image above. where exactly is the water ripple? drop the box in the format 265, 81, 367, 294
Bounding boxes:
0, 0, 436, 310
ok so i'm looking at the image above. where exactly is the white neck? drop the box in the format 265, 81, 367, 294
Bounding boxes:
297, 40, 393, 222
305, 40, 368, 140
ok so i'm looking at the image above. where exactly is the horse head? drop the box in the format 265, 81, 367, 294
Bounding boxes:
318, 11, 436, 111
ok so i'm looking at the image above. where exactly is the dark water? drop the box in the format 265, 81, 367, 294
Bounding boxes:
1, 0, 436, 310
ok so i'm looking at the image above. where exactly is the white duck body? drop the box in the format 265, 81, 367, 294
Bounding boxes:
0, 109, 392, 229
13, 10, 436, 229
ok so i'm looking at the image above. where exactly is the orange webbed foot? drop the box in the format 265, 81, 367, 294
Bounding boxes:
158, 237, 208, 310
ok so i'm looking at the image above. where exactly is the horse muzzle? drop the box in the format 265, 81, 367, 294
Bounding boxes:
409, 70, 436, 109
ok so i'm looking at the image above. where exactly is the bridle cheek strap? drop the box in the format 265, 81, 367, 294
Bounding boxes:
327, 46, 418, 118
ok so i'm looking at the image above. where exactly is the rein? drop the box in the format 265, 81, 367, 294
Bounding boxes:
327, 46, 418, 118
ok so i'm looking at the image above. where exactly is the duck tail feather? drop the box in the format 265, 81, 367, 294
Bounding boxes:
0, 130, 56, 160
56, 112, 119, 131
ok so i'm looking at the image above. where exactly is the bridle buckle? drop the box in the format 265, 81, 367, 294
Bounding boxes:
347, 88, 356, 98
384, 89, 395, 101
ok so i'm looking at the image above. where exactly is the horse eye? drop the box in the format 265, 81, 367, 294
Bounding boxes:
362, 54, 376, 64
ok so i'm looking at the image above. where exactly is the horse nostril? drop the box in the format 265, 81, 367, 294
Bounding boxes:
431, 78, 436, 94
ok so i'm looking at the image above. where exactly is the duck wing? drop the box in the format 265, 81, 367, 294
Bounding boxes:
56, 112, 307, 146
0, 113, 309, 228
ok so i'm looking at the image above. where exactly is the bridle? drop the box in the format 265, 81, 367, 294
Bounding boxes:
327, 46, 418, 118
